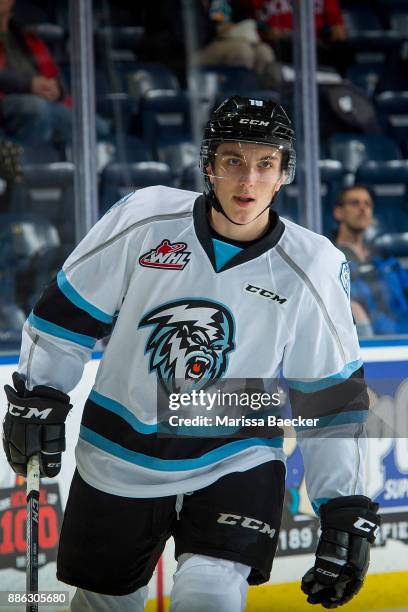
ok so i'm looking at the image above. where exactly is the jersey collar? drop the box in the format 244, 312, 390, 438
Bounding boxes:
193, 194, 286, 272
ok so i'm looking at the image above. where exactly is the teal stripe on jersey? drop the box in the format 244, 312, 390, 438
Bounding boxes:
79, 425, 283, 471
295, 409, 368, 432
212, 239, 242, 271
287, 359, 363, 393
312, 497, 332, 515
89, 390, 283, 438
28, 312, 96, 348
57, 269, 114, 324
89, 389, 157, 435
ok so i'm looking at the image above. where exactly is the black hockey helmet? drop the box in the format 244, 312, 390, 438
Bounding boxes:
200, 95, 296, 187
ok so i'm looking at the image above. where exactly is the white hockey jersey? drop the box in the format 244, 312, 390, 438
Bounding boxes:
18, 186, 369, 509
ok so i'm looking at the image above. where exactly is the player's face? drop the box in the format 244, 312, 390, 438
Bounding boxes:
335, 188, 374, 231
206, 141, 285, 226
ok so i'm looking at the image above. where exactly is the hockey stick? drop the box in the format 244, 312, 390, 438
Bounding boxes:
26, 455, 40, 612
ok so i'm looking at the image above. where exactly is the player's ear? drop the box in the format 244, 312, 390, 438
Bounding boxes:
206, 164, 215, 184
333, 206, 343, 222
274, 174, 285, 193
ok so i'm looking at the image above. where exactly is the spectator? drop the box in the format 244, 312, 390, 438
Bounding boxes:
195, 0, 275, 77
334, 185, 408, 337
252, 0, 354, 77
0, 0, 109, 145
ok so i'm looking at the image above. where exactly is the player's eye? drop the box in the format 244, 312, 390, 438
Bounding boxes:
226, 157, 241, 166
258, 159, 274, 169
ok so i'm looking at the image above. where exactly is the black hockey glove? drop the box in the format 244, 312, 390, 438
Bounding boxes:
301, 495, 381, 608
3, 372, 72, 478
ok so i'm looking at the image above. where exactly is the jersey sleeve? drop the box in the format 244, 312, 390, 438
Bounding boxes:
281, 239, 369, 514
18, 193, 141, 393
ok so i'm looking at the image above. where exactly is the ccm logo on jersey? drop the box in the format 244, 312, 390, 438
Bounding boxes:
239, 118, 270, 126
139, 239, 191, 270
244, 283, 287, 304
8, 404, 53, 419
217, 513, 276, 539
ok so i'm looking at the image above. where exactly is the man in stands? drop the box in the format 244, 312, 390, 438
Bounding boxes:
0, 0, 109, 145
334, 184, 408, 336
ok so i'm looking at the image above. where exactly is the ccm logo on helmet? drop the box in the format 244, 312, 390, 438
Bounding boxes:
239, 119, 270, 126
217, 513, 276, 538
8, 404, 53, 419
353, 517, 379, 534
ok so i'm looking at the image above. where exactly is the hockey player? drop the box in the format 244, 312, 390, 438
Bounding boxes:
3, 96, 380, 611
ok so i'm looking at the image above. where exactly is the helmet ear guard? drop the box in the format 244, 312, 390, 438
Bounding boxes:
281, 148, 296, 186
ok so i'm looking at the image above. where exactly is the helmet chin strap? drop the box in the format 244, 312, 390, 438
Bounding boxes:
207, 183, 280, 227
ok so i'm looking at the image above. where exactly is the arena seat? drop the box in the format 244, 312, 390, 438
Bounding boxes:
378, 0, 408, 10
375, 91, 408, 155
0, 302, 26, 350
96, 26, 144, 51
109, 135, 152, 164
342, 6, 402, 62
373, 232, 408, 258
21, 143, 64, 165
157, 141, 198, 182
198, 66, 261, 98
96, 93, 135, 132
180, 163, 205, 193
343, 7, 383, 33
139, 90, 191, 156
127, 64, 180, 101
13, 0, 54, 25
20, 162, 75, 246
0, 212, 62, 312
320, 160, 345, 235
346, 64, 385, 97
328, 133, 402, 174
99, 161, 173, 214
389, 10, 408, 36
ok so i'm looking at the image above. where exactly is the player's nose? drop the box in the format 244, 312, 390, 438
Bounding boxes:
239, 165, 257, 185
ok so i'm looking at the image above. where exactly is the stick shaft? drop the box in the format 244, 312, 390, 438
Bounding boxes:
26, 455, 40, 612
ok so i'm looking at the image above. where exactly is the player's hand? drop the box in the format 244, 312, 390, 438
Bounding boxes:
2, 372, 72, 477
43, 77, 60, 102
31, 76, 60, 102
301, 496, 381, 608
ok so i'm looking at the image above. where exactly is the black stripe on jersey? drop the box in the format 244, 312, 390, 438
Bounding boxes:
33, 278, 113, 339
81, 398, 282, 460
193, 195, 285, 273
288, 366, 369, 420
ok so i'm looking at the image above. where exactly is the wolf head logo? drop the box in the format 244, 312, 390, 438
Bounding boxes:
139, 299, 235, 394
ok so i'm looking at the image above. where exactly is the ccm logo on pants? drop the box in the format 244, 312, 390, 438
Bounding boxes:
217, 514, 276, 538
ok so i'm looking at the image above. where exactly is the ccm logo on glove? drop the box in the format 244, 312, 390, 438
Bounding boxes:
3, 372, 72, 477
8, 404, 53, 419
316, 568, 339, 578
353, 517, 379, 534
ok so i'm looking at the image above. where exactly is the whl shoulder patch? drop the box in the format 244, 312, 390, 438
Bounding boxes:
340, 261, 351, 298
